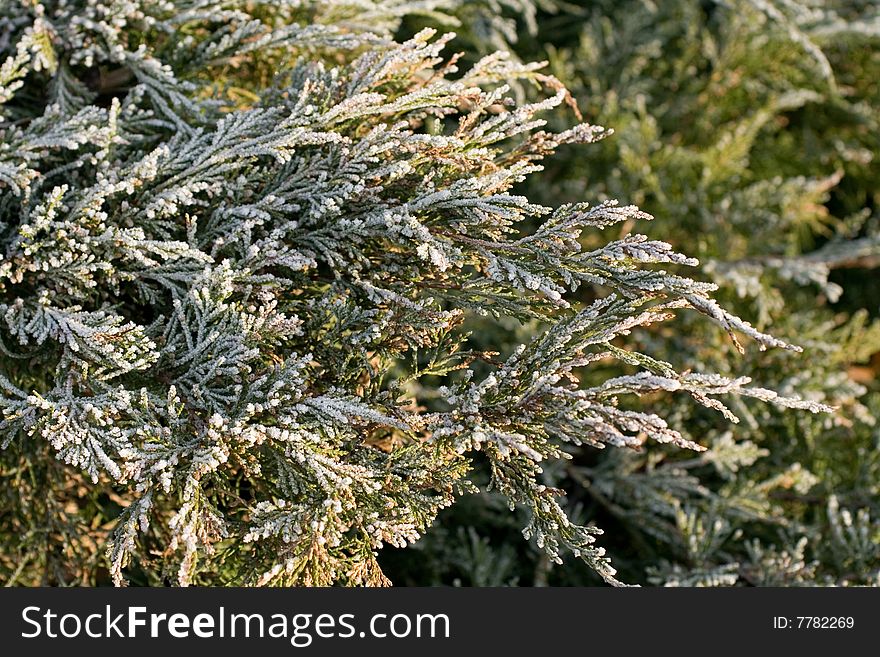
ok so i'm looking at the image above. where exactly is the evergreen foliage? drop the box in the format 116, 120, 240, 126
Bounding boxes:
0, 0, 874, 587
389, 0, 880, 586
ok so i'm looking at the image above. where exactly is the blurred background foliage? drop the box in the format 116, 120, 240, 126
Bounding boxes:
383, 0, 880, 585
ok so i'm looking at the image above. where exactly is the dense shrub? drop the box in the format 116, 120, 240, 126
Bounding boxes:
389, 0, 880, 586
0, 1, 873, 587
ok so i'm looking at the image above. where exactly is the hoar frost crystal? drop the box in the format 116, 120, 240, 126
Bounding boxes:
0, 1, 831, 586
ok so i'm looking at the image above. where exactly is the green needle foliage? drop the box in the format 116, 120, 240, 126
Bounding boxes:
0, 0, 867, 587
389, 0, 880, 586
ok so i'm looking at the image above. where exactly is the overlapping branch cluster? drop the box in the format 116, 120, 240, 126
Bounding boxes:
492, 0, 880, 586
0, 0, 830, 586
